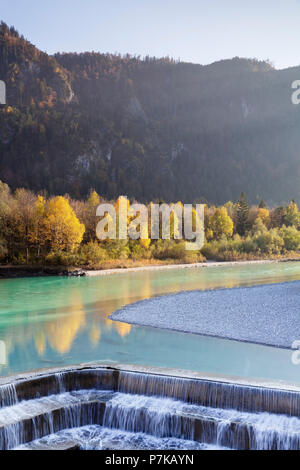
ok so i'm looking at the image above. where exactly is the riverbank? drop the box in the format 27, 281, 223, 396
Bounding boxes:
84, 258, 300, 277
0, 266, 86, 279
1, 257, 300, 279
111, 280, 300, 349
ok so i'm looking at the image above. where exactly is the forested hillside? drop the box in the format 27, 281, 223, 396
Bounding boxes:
0, 21, 300, 204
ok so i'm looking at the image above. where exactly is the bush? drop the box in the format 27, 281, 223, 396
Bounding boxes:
280, 226, 300, 251
45, 251, 80, 266
79, 242, 108, 267
105, 240, 130, 260
253, 228, 284, 254
12, 253, 27, 265
153, 240, 204, 262
202, 227, 288, 260
239, 236, 256, 254
202, 236, 245, 260
129, 241, 153, 260
153, 240, 185, 260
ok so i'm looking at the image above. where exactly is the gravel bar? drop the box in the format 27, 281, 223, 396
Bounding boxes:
110, 281, 300, 349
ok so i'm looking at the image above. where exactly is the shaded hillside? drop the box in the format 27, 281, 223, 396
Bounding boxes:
0, 22, 299, 204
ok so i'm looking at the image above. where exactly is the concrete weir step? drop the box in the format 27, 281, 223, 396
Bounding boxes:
0, 390, 300, 450
2, 366, 300, 416
0, 390, 113, 450
1, 365, 300, 450
15, 425, 227, 451
0, 369, 117, 407
16, 439, 81, 451
99, 392, 300, 450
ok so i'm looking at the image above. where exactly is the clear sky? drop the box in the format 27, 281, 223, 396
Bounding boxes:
1, 0, 300, 69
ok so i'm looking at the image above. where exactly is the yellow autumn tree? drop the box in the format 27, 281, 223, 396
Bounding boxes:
256, 208, 270, 228
115, 196, 130, 239
204, 205, 214, 241
87, 190, 100, 208
210, 207, 234, 240
169, 203, 182, 240
29, 195, 46, 256
139, 221, 151, 249
84, 190, 101, 241
42, 196, 85, 252
127, 201, 151, 250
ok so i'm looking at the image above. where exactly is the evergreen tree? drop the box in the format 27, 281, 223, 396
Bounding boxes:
236, 192, 249, 236
259, 200, 266, 209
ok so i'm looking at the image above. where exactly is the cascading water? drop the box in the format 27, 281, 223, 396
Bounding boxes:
55, 373, 66, 394
102, 393, 194, 440
0, 367, 300, 450
117, 371, 300, 415
0, 383, 18, 408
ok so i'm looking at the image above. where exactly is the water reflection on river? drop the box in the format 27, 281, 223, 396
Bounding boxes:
0, 262, 299, 380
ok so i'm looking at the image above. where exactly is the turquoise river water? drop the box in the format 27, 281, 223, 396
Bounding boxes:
0, 262, 300, 383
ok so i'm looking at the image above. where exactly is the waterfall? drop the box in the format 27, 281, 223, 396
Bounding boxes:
55, 373, 66, 394
102, 393, 195, 440
117, 371, 300, 415
0, 384, 18, 408
0, 390, 106, 450
0, 367, 300, 450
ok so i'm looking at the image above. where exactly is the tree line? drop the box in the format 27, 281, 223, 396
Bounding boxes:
0, 181, 299, 268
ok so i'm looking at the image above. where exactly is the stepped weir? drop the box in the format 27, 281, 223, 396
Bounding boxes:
0, 364, 300, 450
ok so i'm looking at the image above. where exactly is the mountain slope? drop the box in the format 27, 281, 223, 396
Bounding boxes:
0, 22, 299, 204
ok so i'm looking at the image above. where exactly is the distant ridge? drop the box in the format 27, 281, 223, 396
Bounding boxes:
0, 21, 299, 204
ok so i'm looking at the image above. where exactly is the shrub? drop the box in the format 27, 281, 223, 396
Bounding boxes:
45, 251, 80, 266
279, 226, 300, 251
79, 242, 108, 267
12, 253, 27, 265
105, 240, 130, 260
153, 240, 204, 262
239, 236, 256, 254
153, 240, 185, 260
202, 227, 287, 260
253, 228, 284, 254
129, 241, 153, 260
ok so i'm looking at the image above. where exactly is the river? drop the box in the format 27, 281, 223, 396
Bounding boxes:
0, 261, 299, 383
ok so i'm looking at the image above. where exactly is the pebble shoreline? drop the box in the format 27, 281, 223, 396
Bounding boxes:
111, 280, 300, 349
